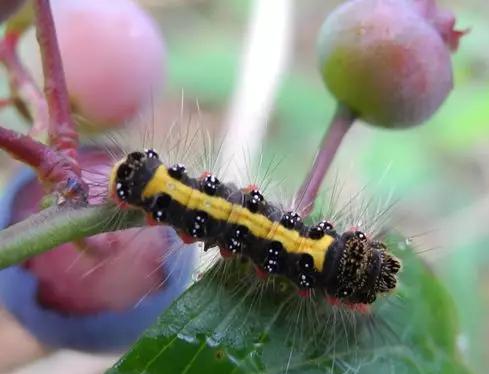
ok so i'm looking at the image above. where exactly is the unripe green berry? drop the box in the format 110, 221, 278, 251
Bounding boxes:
317, 0, 462, 128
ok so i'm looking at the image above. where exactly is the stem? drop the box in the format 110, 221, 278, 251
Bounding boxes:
295, 104, 356, 217
0, 204, 144, 269
0, 126, 84, 197
33, 0, 79, 162
0, 98, 14, 108
0, 33, 49, 140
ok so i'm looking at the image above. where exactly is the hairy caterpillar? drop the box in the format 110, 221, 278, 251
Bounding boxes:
109, 148, 401, 307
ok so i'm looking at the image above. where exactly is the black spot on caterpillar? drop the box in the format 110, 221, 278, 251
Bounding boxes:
109, 148, 401, 306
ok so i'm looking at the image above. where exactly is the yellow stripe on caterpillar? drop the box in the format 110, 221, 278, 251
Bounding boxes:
142, 165, 334, 270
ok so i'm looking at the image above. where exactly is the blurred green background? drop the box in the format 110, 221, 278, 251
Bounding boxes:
1, 0, 489, 372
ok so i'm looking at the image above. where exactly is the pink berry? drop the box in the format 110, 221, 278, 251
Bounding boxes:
317, 0, 464, 128
11, 150, 188, 314
21, 0, 166, 129
0, 149, 194, 350
24, 229, 173, 314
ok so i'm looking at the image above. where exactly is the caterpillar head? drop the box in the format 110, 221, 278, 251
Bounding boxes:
324, 231, 401, 304
109, 149, 160, 205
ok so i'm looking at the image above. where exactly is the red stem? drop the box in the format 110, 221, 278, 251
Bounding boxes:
0, 126, 86, 199
33, 0, 79, 161
295, 104, 356, 217
0, 33, 49, 140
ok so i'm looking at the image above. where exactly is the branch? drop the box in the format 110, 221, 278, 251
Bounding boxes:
33, 0, 79, 162
0, 126, 86, 198
0, 33, 49, 140
0, 98, 14, 108
295, 104, 356, 216
0, 203, 144, 270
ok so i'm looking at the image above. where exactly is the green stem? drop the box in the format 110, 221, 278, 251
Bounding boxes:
0, 203, 144, 269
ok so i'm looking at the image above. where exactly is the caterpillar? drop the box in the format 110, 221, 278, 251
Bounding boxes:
109, 148, 401, 307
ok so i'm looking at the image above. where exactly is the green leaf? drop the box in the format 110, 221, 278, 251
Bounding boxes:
110, 238, 471, 374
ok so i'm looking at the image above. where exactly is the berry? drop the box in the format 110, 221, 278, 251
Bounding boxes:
20, 0, 166, 129
317, 0, 464, 128
0, 150, 194, 351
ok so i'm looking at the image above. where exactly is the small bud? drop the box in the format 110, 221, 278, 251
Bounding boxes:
317, 0, 464, 128
411, 0, 468, 52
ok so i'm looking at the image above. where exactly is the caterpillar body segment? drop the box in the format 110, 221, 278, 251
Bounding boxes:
110, 149, 401, 305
